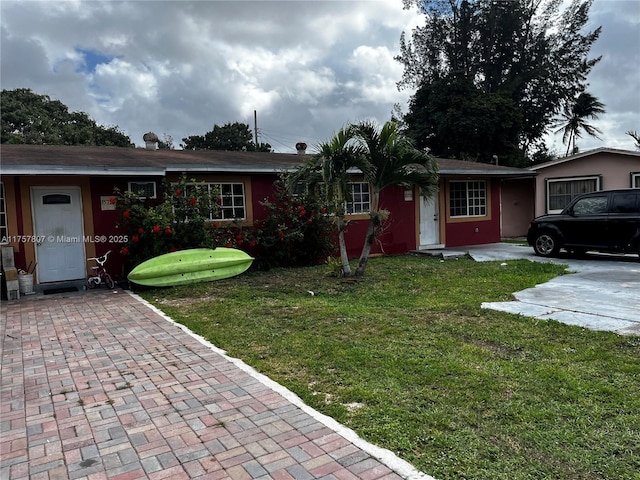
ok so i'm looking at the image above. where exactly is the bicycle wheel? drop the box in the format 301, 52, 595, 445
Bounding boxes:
87, 277, 99, 289
104, 274, 115, 290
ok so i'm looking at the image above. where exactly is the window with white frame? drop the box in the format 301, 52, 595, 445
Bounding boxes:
217, 183, 246, 220
185, 182, 246, 220
449, 180, 486, 217
633, 173, 640, 188
346, 182, 370, 214
296, 181, 369, 214
128, 181, 157, 199
546, 176, 599, 213
0, 182, 7, 241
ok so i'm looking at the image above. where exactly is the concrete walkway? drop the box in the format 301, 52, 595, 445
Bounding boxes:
1, 290, 432, 480
424, 243, 640, 336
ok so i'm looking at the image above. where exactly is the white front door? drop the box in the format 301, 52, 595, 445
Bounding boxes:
419, 194, 442, 248
32, 187, 86, 283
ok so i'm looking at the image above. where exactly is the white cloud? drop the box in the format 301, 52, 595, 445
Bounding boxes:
348, 45, 408, 104
545, 0, 640, 154
0, 0, 636, 155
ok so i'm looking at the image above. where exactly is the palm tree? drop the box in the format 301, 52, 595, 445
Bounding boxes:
555, 92, 606, 156
287, 127, 365, 277
626, 130, 640, 150
350, 120, 439, 277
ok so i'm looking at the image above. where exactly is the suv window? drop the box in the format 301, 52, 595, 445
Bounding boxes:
610, 193, 640, 213
571, 196, 608, 215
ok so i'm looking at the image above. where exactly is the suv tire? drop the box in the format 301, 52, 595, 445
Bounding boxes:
533, 231, 560, 257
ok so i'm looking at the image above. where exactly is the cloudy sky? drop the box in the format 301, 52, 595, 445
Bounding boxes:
1, 0, 638, 155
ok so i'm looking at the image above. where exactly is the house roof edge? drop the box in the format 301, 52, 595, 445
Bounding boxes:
531, 147, 640, 170
437, 168, 535, 177
0, 165, 167, 176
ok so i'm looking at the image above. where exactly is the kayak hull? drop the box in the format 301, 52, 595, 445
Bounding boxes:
127, 248, 253, 287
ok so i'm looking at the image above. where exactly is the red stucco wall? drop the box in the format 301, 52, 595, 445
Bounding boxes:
87, 176, 502, 271
443, 181, 502, 247
243, 178, 418, 259
89, 176, 147, 278
248, 175, 280, 219
343, 184, 417, 258
6, 173, 513, 287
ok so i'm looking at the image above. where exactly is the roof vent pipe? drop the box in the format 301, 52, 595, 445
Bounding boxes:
296, 142, 307, 154
143, 132, 159, 151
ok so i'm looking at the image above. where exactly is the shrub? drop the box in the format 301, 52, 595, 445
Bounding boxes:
114, 175, 337, 272
252, 179, 337, 269
113, 176, 219, 269
208, 179, 337, 270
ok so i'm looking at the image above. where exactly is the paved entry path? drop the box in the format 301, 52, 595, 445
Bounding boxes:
1, 290, 431, 480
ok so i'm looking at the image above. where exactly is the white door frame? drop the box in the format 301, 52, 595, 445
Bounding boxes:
419, 193, 444, 249
31, 186, 86, 283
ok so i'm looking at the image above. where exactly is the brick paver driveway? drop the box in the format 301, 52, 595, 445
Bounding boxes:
1, 290, 430, 480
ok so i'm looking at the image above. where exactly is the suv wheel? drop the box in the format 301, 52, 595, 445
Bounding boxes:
533, 232, 559, 257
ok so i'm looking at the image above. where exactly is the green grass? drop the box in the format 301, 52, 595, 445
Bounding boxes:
141, 254, 640, 480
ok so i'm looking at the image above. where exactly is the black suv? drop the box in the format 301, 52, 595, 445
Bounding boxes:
527, 189, 640, 258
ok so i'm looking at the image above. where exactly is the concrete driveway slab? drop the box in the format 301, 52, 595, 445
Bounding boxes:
462, 243, 640, 335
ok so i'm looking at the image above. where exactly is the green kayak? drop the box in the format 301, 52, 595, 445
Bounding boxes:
127, 248, 253, 287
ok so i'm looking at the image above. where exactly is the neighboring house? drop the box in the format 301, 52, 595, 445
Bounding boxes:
531, 148, 640, 216
0, 144, 534, 288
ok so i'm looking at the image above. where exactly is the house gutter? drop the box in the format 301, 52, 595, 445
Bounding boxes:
165, 165, 299, 174
438, 168, 535, 177
0, 164, 299, 176
0, 165, 167, 176
342, 166, 535, 178
1, 159, 534, 177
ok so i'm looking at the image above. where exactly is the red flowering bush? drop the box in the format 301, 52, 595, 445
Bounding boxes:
204, 178, 336, 270
113, 176, 219, 270
248, 178, 336, 269
114, 175, 336, 273
208, 219, 258, 255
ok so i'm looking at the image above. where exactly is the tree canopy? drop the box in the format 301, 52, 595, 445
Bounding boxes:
181, 122, 272, 152
1, 88, 133, 147
398, 0, 602, 165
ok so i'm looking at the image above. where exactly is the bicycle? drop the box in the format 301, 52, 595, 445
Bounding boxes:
86, 250, 115, 289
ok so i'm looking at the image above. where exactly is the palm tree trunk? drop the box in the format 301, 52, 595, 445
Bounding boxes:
354, 213, 379, 277
355, 211, 380, 277
338, 217, 352, 277
355, 188, 381, 277
565, 131, 573, 156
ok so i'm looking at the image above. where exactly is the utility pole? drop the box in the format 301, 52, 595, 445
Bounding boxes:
254, 110, 258, 146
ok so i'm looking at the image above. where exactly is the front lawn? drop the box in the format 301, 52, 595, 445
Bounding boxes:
142, 254, 640, 480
